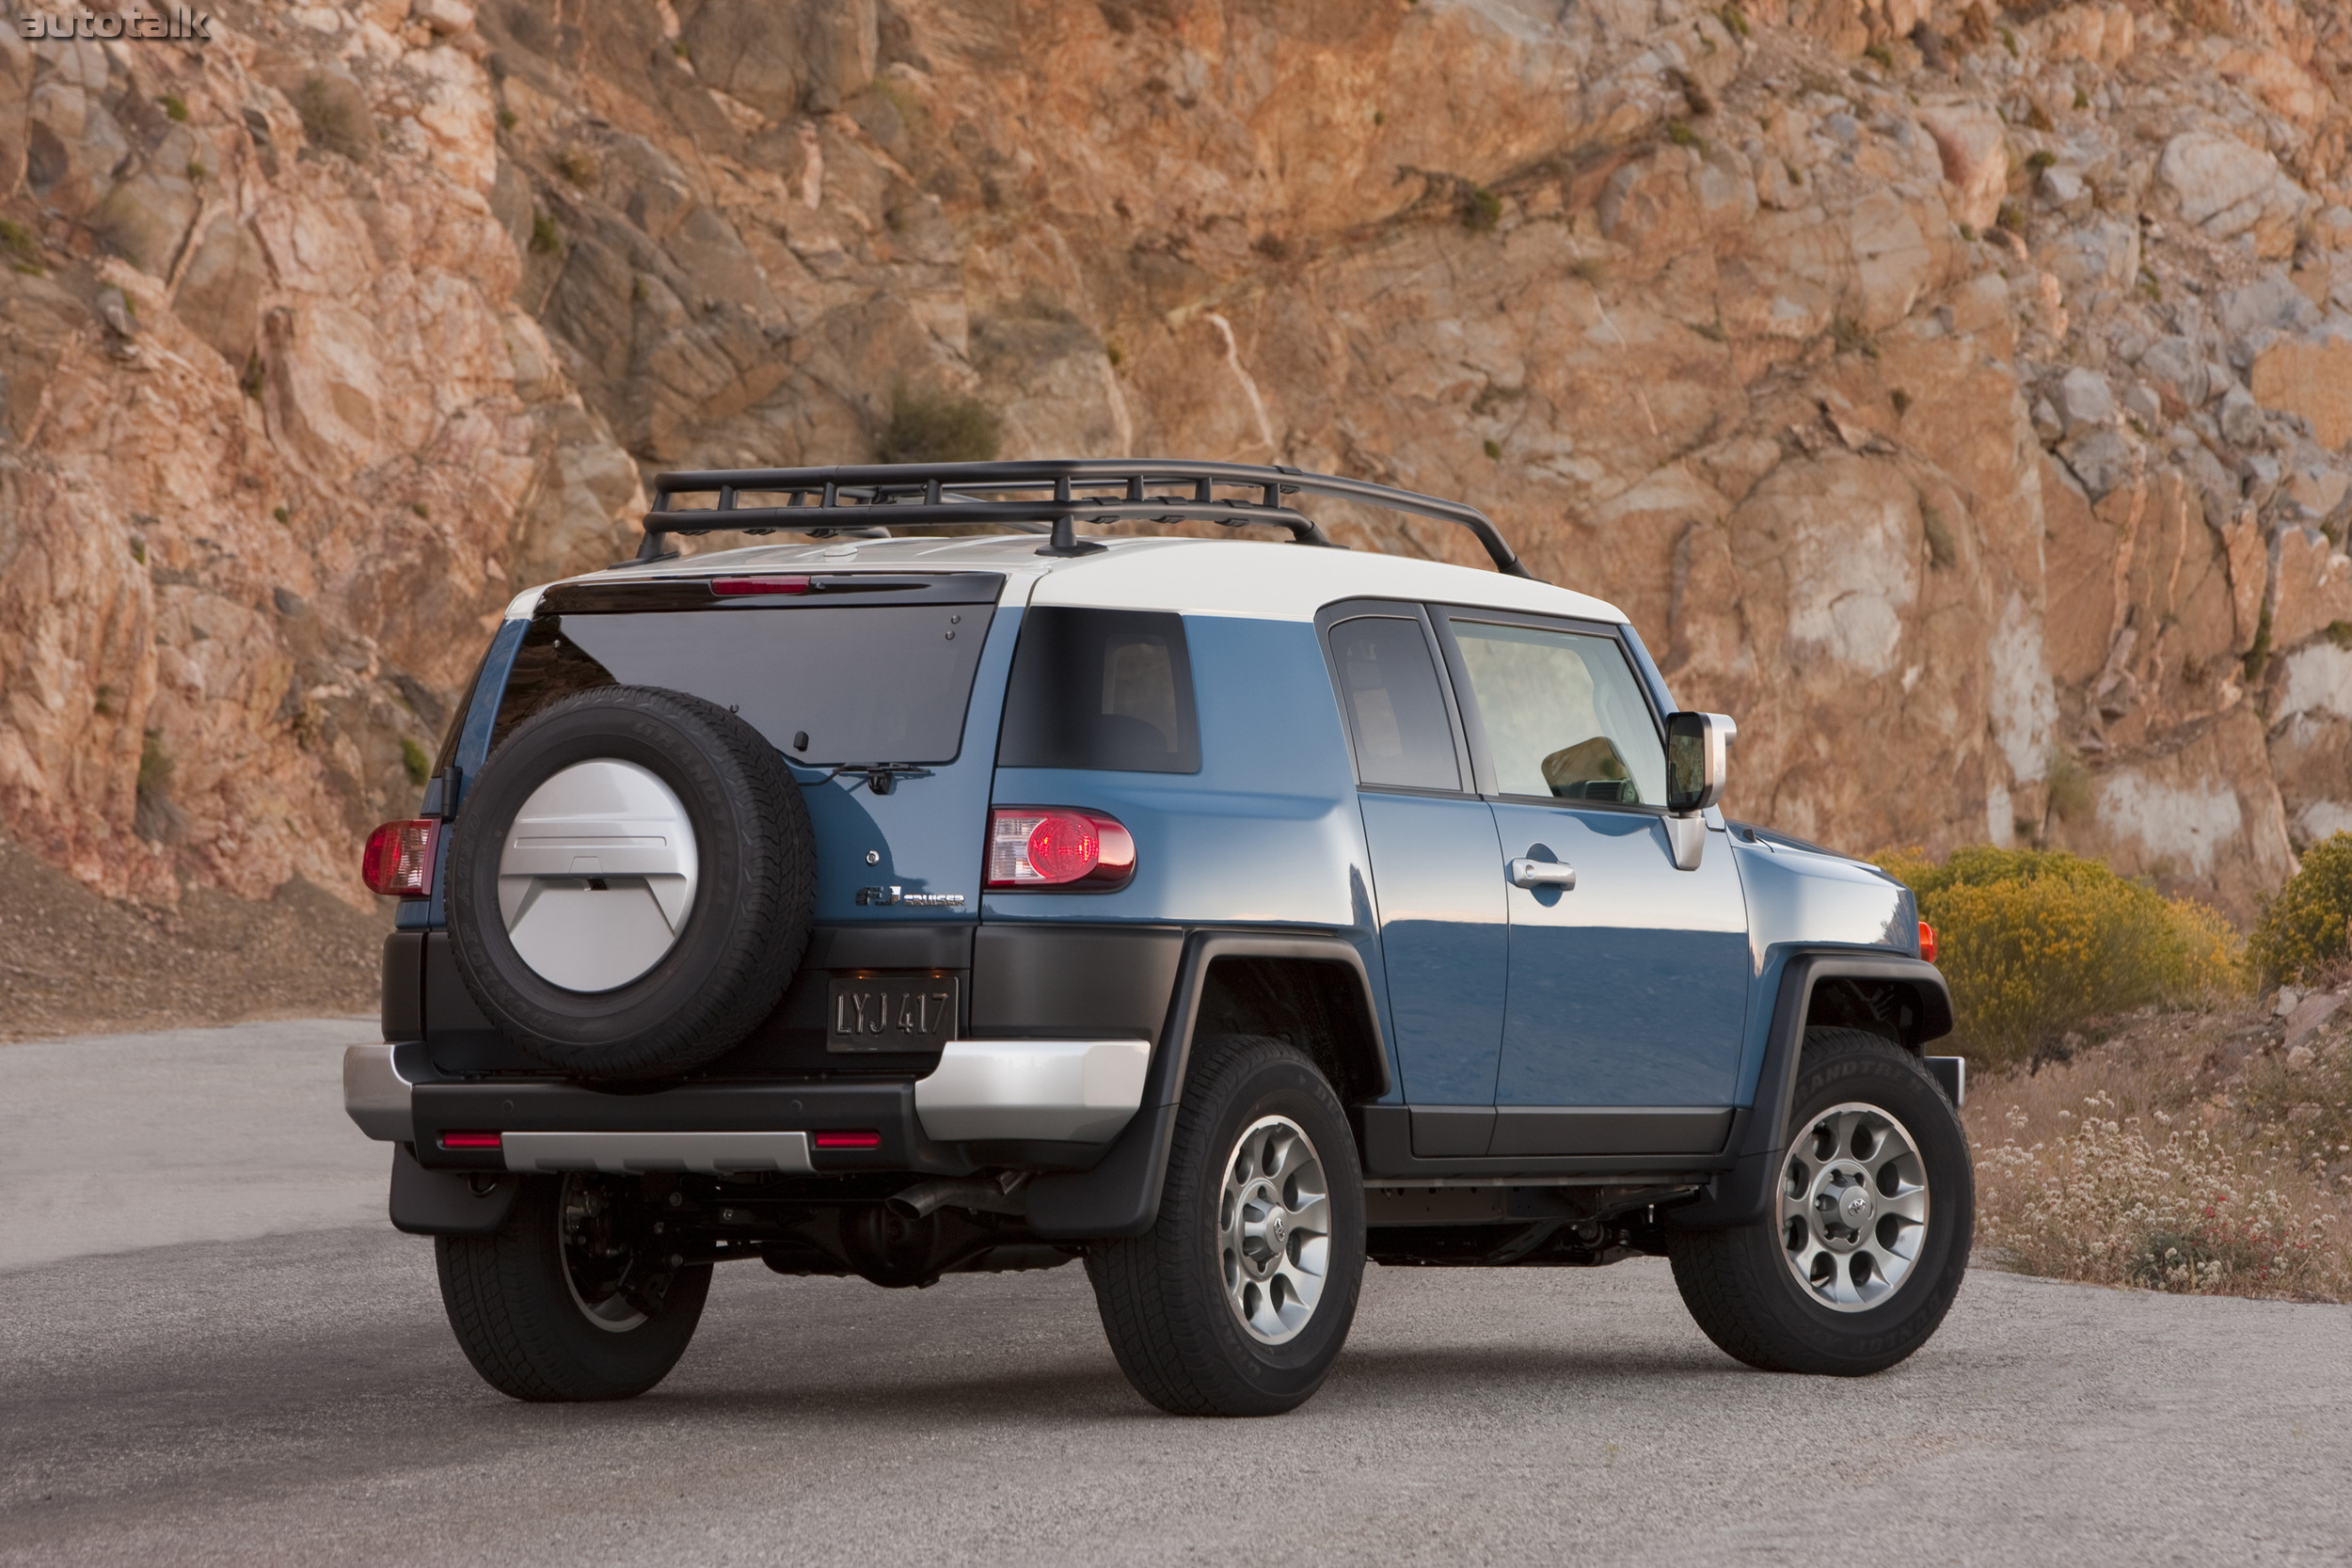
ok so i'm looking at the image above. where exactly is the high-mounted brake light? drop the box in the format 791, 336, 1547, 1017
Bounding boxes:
361, 819, 441, 898
711, 576, 812, 596
985, 808, 1136, 889
1918, 921, 1938, 964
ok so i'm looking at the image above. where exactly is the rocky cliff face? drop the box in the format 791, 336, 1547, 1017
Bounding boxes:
3, 0, 2350, 923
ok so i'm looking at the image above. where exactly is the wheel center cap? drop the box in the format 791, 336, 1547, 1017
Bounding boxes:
1265, 1209, 1287, 1254
1840, 1185, 1873, 1227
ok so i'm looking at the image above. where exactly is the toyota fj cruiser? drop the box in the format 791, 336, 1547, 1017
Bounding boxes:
347, 459, 1967, 1417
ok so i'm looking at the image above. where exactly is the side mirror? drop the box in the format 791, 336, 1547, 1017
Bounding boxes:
1665, 711, 1736, 816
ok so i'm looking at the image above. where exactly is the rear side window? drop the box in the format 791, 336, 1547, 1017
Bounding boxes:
493, 580, 999, 765
997, 608, 1200, 773
1327, 616, 1459, 791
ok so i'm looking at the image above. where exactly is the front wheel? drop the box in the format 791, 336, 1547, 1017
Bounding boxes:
1668, 1028, 1973, 1375
1086, 1036, 1367, 1416
436, 1174, 711, 1401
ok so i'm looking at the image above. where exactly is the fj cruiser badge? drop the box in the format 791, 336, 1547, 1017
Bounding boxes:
855, 885, 966, 908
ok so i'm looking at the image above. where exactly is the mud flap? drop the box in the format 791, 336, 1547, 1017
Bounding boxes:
389, 1143, 520, 1235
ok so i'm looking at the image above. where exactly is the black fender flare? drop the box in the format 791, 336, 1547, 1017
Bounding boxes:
1025, 930, 1388, 1240
1667, 951, 1952, 1230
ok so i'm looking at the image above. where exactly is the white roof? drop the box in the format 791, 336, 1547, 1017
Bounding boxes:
514, 534, 1627, 626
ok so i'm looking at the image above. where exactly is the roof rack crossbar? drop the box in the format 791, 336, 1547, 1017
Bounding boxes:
637, 460, 1534, 578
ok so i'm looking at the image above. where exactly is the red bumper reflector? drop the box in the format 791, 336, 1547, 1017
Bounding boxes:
361, 818, 441, 898
439, 1131, 503, 1150
813, 1130, 882, 1150
1918, 921, 1938, 964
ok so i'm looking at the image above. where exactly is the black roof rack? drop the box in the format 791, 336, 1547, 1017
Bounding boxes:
636, 459, 1535, 579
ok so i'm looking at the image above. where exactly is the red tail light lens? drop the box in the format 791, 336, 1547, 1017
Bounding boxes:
813, 1130, 882, 1150
711, 576, 811, 596
985, 808, 1136, 889
361, 819, 441, 898
1918, 921, 1938, 964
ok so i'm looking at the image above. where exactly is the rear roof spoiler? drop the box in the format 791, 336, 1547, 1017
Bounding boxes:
636, 459, 1536, 579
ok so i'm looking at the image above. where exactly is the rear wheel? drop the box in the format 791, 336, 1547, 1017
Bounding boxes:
1668, 1027, 1972, 1375
1085, 1036, 1366, 1417
436, 1174, 710, 1401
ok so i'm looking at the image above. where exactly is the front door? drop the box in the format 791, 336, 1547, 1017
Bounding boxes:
1434, 611, 1750, 1157
1322, 607, 1505, 1156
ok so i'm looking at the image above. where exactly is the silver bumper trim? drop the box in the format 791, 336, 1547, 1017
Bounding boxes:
914, 1037, 1152, 1144
343, 1043, 414, 1142
501, 1131, 816, 1175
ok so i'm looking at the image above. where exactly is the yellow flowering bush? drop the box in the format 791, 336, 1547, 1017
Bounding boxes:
2248, 831, 2352, 985
1872, 847, 2246, 1068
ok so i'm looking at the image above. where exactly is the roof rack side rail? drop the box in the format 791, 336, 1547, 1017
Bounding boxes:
633, 460, 1537, 579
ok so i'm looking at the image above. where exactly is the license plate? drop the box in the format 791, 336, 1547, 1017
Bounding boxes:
826, 976, 960, 1053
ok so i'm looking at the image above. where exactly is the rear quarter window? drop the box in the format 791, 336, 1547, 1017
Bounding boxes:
996, 607, 1200, 773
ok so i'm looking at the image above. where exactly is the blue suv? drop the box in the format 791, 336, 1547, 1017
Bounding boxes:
346, 460, 1967, 1417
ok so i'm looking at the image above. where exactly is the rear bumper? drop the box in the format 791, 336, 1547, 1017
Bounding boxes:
342, 1037, 1152, 1172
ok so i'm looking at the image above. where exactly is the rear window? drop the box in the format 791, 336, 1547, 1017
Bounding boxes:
996, 608, 1200, 773
491, 574, 1000, 766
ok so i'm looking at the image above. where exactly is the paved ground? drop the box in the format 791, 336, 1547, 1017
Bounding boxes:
3, 1022, 2348, 1566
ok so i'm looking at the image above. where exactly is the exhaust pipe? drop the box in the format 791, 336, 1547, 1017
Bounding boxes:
887, 1173, 1030, 1220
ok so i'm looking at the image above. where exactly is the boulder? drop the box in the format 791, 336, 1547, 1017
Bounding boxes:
1915, 103, 2006, 230
2052, 367, 2116, 435
2249, 333, 2352, 451
170, 214, 267, 368
2158, 132, 2307, 259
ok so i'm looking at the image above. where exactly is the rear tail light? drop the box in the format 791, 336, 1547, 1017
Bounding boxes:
361, 819, 441, 898
985, 808, 1136, 889
439, 1131, 502, 1150
813, 1130, 882, 1150
1918, 921, 1937, 964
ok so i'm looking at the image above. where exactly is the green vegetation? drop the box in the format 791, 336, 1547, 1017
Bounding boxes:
1831, 314, 1880, 359
498, 108, 517, 132
530, 211, 562, 254
875, 386, 1001, 465
1874, 847, 2247, 1069
1462, 185, 1502, 231
2249, 832, 2352, 985
1482, 438, 1502, 460
557, 149, 598, 186
160, 93, 188, 122
2026, 149, 2058, 172
294, 74, 374, 162
1920, 502, 1956, 567
402, 737, 433, 788
1716, 4, 1748, 40
1664, 119, 1704, 152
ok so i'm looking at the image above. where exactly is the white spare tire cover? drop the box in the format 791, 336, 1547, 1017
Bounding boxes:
497, 758, 699, 993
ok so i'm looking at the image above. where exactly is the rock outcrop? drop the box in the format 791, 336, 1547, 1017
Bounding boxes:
3, 0, 2351, 924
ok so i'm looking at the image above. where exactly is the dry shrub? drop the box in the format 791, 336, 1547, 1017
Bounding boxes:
875, 386, 1000, 465
2249, 831, 2352, 985
1873, 847, 2247, 1069
1964, 1006, 2352, 1300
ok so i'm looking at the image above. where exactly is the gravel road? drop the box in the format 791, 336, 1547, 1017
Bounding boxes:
3, 1020, 2347, 1566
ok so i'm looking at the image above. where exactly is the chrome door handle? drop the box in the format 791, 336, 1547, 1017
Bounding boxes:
1507, 858, 1577, 890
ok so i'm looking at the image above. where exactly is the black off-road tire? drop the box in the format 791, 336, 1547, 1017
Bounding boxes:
447, 685, 815, 1081
1669, 1027, 1973, 1375
1085, 1036, 1366, 1417
436, 1176, 711, 1402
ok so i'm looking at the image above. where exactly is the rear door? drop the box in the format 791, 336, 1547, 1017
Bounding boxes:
1432, 610, 1749, 1157
1319, 603, 1505, 1154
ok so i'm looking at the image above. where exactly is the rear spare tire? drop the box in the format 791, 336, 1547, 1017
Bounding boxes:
447, 685, 815, 1081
